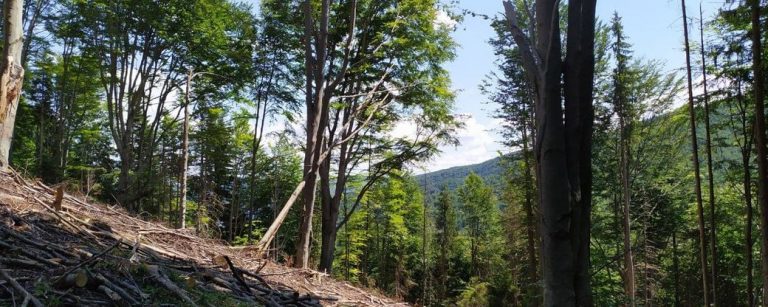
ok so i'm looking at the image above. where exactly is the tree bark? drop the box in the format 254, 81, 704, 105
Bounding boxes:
681, 1, 711, 304
0, 0, 25, 169
294, 0, 330, 269
503, 0, 597, 305
749, 0, 768, 302
521, 108, 539, 304
178, 68, 191, 229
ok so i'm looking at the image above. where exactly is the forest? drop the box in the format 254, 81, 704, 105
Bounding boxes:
0, 0, 766, 306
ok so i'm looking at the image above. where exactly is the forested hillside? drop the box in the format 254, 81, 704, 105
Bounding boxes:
0, 0, 767, 306
416, 156, 505, 197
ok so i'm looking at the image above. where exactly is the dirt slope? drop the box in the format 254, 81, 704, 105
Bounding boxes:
0, 170, 404, 306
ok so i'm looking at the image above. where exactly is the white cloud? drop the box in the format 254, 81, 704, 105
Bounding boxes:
422, 114, 504, 172
434, 10, 457, 30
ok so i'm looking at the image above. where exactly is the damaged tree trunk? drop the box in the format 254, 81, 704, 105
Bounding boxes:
0, 0, 25, 169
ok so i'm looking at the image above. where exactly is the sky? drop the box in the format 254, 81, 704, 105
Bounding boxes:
427, 0, 726, 172
242, 0, 727, 173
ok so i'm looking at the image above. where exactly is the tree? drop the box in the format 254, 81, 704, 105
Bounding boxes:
433, 187, 458, 304
0, 0, 25, 169
749, 0, 768, 301
316, 0, 460, 273
503, 0, 597, 304
680, 0, 711, 303
610, 13, 636, 305
698, 7, 719, 301
253, 0, 459, 270
483, 14, 539, 303
75, 0, 252, 211
457, 172, 500, 279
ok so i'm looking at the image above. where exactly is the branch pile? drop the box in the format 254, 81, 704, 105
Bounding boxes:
0, 170, 404, 306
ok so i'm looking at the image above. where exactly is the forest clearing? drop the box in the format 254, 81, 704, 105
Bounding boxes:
0, 0, 767, 306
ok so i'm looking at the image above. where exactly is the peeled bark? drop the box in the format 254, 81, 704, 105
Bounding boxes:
0, 0, 25, 169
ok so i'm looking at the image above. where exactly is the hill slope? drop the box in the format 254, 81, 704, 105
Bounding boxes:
416, 156, 507, 197
0, 170, 402, 306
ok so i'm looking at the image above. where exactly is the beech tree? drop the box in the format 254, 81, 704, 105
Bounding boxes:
503, 0, 597, 304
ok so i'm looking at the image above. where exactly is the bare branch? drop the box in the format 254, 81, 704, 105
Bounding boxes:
502, 0, 541, 87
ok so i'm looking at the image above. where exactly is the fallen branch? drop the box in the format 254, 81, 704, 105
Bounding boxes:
0, 268, 43, 307
223, 256, 252, 293
0, 256, 46, 270
147, 265, 198, 307
94, 272, 140, 305
53, 238, 121, 285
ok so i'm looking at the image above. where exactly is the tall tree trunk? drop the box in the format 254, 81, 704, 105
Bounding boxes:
294, 0, 340, 269
503, 0, 597, 305
564, 1, 597, 305
749, 0, 768, 302
614, 16, 636, 304
0, 0, 25, 169
521, 112, 539, 304
620, 120, 635, 306
178, 68, 191, 229
733, 66, 754, 307
698, 8, 718, 303
681, 1, 711, 304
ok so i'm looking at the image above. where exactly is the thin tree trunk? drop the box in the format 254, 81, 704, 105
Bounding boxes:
672, 230, 680, 307
521, 112, 539, 304
614, 18, 636, 304
745, 146, 754, 307
698, 8, 718, 303
178, 68, 191, 229
681, 1, 710, 304
0, 0, 25, 169
749, 0, 768, 302
620, 126, 635, 306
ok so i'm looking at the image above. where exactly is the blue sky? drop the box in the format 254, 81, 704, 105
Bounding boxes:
430, 0, 724, 172
241, 0, 725, 172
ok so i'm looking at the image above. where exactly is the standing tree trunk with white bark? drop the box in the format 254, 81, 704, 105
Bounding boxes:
0, 0, 25, 170
178, 68, 192, 229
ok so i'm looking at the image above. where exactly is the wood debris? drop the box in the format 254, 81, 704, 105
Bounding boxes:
0, 170, 403, 306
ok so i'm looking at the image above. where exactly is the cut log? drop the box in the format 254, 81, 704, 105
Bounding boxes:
54, 269, 89, 289
52, 186, 63, 211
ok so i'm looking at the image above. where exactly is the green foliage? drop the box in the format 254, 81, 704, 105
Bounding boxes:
456, 278, 490, 307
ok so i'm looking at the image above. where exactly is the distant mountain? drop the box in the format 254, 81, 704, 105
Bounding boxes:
415, 155, 511, 198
